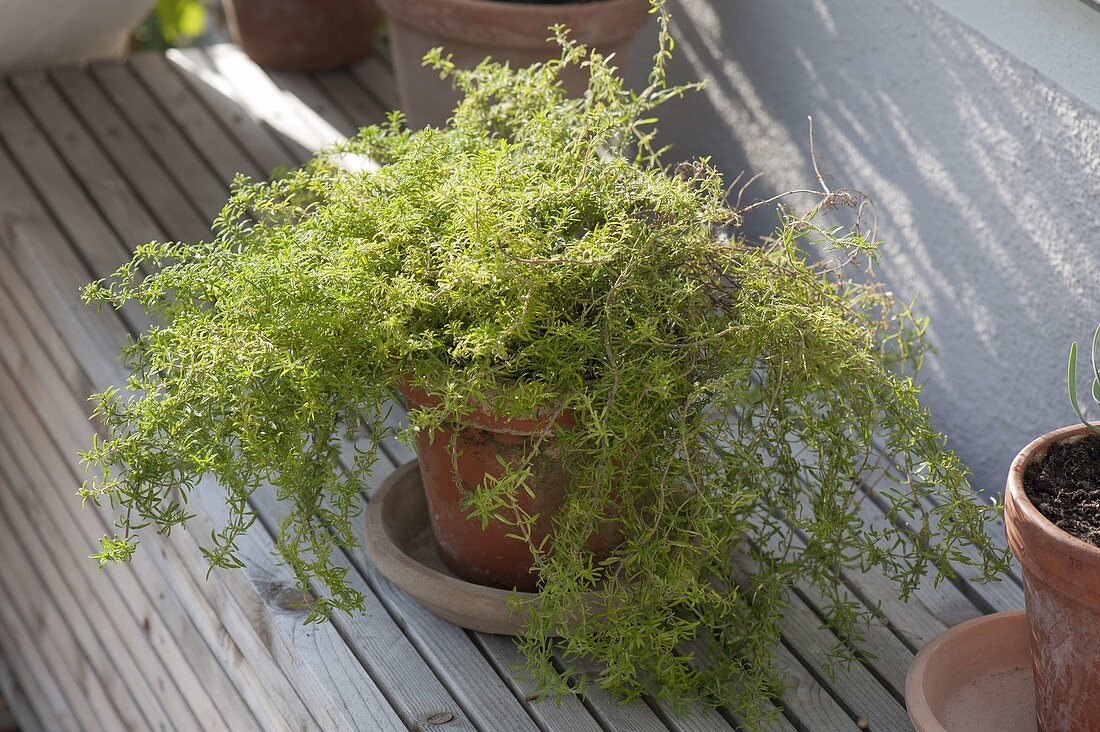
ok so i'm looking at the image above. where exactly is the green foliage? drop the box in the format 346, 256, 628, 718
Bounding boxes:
83, 18, 1009, 722
132, 0, 208, 50
1068, 325, 1100, 432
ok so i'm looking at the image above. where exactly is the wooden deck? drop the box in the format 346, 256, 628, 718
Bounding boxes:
0, 43, 1025, 731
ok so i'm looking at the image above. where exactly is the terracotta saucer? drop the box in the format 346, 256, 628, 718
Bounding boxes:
364, 460, 540, 635
906, 610, 1036, 732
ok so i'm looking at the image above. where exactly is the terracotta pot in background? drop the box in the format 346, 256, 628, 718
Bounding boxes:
225, 0, 381, 71
376, 0, 652, 127
1006, 422, 1100, 731
397, 381, 621, 592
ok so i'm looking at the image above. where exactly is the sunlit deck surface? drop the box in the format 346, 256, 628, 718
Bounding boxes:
0, 43, 1024, 731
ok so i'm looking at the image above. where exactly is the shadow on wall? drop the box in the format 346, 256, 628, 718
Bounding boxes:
632, 0, 1100, 495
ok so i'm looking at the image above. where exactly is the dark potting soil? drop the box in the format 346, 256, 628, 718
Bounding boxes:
1024, 433, 1100, 547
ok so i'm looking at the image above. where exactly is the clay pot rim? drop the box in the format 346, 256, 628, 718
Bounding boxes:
395, 376, 576, 435
1006, 422, 1100, 555
364, 461, 542, 633
364, 460, 605, 634
377, 0, 652, 48
379, 0, 649, 20
904, 609, 1028, 732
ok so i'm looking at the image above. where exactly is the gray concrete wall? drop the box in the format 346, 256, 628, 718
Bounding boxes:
637, 0, 1100, 495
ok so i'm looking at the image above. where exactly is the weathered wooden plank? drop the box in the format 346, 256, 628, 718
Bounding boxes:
48, 64, 211, 245
265, 66, 362, 140
0, 81, 137, 272
127, 51, 266, 182
0, 603, 74, 732
1, 74, 292, 726
146, 512, 319, 732
89, 60, 232, 220
0, 95, 288, 731
247, 486, 490, 732
0, 77, 301, 726
779, 595, 911, 730
0, 266, 327, 732
0, 440, 161, 731
0, 244, 389, 732
182, 478, 408, 732
0, 225, 92, 407
0, 503, 130, 731
0, 119, 144, 391
0, 135, 321, 732
0, 290, 260, 732
0, 83, 157, 345
772, 644, 860, 732
0, 682, 21, 732
0, 119, 267, 726
8, 72, 167, 246
473, 633, 606, 732
165, 47, 295, 176
310, 68, 389, 129
350, 56, 401, 112
203, 44, 348, 154
0, 623, 51, 732
0, 359, 293, 732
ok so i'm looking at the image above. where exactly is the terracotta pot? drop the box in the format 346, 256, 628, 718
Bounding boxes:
397, 381, 621, 592
225, 0, 382, 71
376, 0, 652, 127
905, 610, 1036, 732
1006, 422, 1100, 731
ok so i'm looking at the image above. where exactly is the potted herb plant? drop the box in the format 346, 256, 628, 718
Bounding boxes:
1003, 331, 1100, 729
224, 0, 382, 70
376, 0, 651, 127
81, 14, 1008, 720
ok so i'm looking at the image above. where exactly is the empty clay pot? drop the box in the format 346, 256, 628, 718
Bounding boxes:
906, 610, 1036, 732
397, 380, 621, 592
376, 0, 652, 127
1006, 423, 1100, 731
225, 0, 382, 71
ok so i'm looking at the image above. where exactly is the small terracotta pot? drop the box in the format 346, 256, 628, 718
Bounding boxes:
906, 610, 1035, 732
225, 0, 382, 71
376, 0, 652, 127
396, 380, 620, 592
1006, 422, 1100, 731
